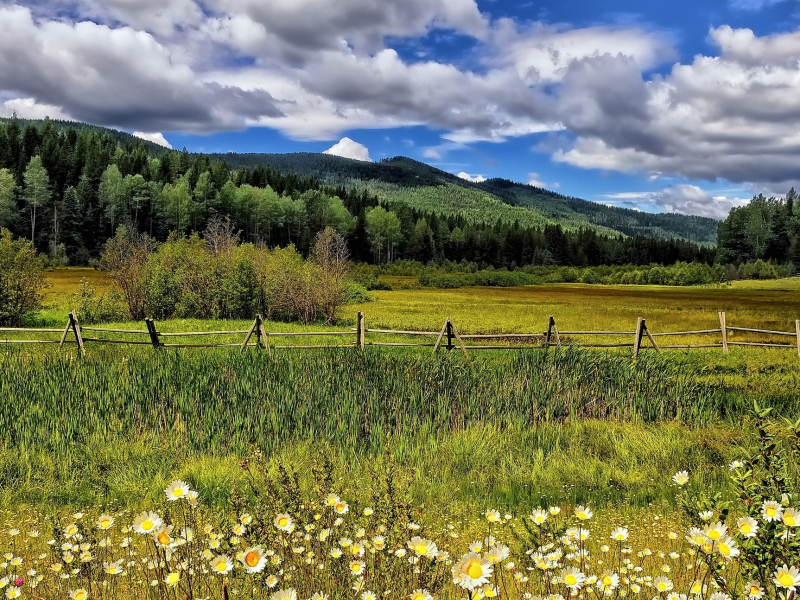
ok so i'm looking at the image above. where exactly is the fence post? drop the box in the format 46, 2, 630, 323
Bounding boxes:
545, 316, 554, 352
446, 318, 454, 351
719, 311, 728, 353
796, 320, 800, 359
145, 318, 160, 349
356, 312, 365, 350
448, 319, 468, 356
633, 317, 644, 358
240, 316, 260, 352
433, 319, 449, 353
643, 321, 662, 355
70, 310, 85, 355
257, 315, 269, 354
58, 314, 73, 350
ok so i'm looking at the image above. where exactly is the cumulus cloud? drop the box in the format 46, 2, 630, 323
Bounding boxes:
604, 186, 750, 219
132, 132, 173, 149
528, 173, 559, 188
0, 5, 283, 132
457, 172, 486, 183
323, 137, 373, 161
0, 97, 71, 120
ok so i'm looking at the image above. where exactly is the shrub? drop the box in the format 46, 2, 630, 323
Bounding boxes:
341, 279, 372, 304
72, 277, 125, 324
0, 228, 49, 326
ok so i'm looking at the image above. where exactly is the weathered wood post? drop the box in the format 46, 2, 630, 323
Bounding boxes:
545, 316, 554, 352
796, 319, 800, 359
59, 313, 73, 350
240, 315, 261, 352
643, 321, 662, 355
719, 311, 728, 353
633, 317, 645, 358
446, 318, 454, 351
69, 310, 85, 354
145, 318, 160, 349
356, 311, 365, 350
258, 315, 269, 354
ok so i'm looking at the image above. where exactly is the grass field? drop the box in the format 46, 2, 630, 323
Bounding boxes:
1, 269, 798, 598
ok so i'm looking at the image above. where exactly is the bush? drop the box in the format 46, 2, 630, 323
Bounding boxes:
72, 277, 125, 324
341, 279, 372, 304
0, 228, 49, 326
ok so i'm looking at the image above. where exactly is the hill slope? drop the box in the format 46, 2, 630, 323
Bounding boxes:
211, 153, 719, 243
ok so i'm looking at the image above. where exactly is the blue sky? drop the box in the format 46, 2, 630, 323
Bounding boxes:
2, 0, 800, 217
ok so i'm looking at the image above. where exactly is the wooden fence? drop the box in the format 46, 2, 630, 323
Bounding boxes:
1, 311, 799, 358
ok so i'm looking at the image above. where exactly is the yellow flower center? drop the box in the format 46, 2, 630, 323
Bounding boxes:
278, 517, 288, 528
577, 512, 587, 519
142, 520, 153, 531
351, 564, 361, 573
416, 544, 428, 555
740, 523, 751, 534
172, 488, 184, 498
245, 552, 260, 567
603, 576, 613, 586
657, 583, 668, 591
157, 532, 171, 546
336, 503, 346, 512
780, 573, 794, 587
167, 573, 179, 584
565, 574, 577, 586
786, 515, 796, 526
766, 507, 777, 517
707, 530, 721, 540
100, 519, 110, 529
750, 585, 760, 594
215, 562, 227, 572
412, 594, 425, 600
467, 561, 483, 580
75, 592, 87, 600
719, 543, 730, 556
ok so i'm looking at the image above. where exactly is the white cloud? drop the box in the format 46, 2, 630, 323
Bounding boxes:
603, 185, 750, 219
457, 172, 486, 183
323, 137, 373, 161
0, 97, 71, 120
132, 132, 173, 149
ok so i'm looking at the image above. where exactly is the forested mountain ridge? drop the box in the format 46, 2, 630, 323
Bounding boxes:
214, 153, 719, 244
0, 117, 716, 269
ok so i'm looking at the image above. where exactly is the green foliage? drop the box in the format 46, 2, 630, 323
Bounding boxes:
341, 279, 372, 304
22, 155, 49, 241
0, 228, 48, 326
71, 277, 125, 324
0, 168, 15, 228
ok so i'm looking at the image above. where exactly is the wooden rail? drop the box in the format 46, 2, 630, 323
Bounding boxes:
2, 311, 799, 359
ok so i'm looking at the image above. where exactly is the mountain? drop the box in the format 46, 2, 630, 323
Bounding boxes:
210, 153, 719, 244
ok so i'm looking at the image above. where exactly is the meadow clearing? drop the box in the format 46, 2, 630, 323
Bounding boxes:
1, 269, 800, 599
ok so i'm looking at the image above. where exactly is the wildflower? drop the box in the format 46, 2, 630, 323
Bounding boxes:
325, 493, 340, 506
241, 546, 267, 573
689, 581, 705, 595
783, 508, 799, 527
729, 460, 744, 470
698, 511, 713, 521
408, 537, 437, 558
411, 590, 433, 600
762, 500, 783, 522
361, 592, 376, 600
452, 552, 493, 590
686, 527, 706, 545
530, 510, 548, 525
153, 525, 174, 548
672, 471, 689, 486
274, 514, 294, 532
165, 572, 181, 587
717, 536, 739, 560
745, 581, 764, 598
270, 589, 297, 600
703, 522, 727, 541
737, 516, 758, 538
774, 565, 800, 591
596, 572, 619, 591
5, 588, 21, 599
165, 480, 191, 501
574, 506, 592, 520
240, 513, 252, 525
334, 500, 349, 515
69, 590, 89, 600
709, 594, 730, 600
266, 575, 279, 588
654, 576, 673, 592
210, 555, 233, 575
373, 536, 385, 550
349, 561, 366, 576
133, 512, 162, 535
485, 509, 501, 523
103, 559, 124, 575
549, 506, 561, 515
561, 567, 585, 590
311, 594, 328, 600
63, 523, 79, 538
610, 527, 628, 541
486, 544, 510, 564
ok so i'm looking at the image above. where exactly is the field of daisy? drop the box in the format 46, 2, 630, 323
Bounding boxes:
2, 271, 800, 599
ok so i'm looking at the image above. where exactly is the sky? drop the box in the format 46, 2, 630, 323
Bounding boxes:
1, 1, 800, 218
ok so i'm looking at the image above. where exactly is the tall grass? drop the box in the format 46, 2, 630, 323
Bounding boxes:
0, 347, 760, 457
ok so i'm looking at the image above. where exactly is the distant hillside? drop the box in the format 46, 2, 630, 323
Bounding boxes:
211, 153, 719, 244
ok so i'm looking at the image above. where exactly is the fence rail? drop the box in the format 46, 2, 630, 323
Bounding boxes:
1, 311, 799, 359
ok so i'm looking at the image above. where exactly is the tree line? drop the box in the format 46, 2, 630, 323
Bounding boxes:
0, 117, 715, 270
716, 190, 800, 268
